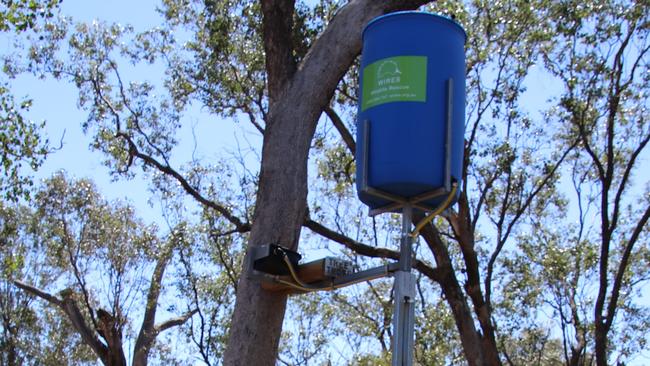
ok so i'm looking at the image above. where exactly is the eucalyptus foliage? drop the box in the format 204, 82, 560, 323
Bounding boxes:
0, 0, 61, 32
5, 173, 198, 366
0, 87, 48, 201
0, 0, 57, 201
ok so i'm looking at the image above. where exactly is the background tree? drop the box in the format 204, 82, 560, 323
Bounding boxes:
0, 0, 61, 32
1, 2, 64, 363
540, 2, 650, 364
12, 173, 197, 366
2, 203, 49, 365
1, 197, 98, 365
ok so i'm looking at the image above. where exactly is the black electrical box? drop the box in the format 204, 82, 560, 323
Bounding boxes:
252, 244, 301, 275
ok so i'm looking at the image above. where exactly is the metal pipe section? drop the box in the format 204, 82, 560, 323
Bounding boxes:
392, 206, 416, 366
399, 206, 413, 272
331, 262, 400, 288
445, 78, 453, 192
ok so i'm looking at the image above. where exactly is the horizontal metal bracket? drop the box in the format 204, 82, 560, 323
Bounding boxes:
261, 261, 402, 293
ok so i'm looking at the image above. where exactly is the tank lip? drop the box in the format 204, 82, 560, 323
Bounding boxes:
363, 11, 467, 41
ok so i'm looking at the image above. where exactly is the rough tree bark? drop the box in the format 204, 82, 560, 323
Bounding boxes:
222, 1, 433, 365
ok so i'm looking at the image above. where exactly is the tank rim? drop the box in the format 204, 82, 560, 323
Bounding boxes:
363, 11, 467, 42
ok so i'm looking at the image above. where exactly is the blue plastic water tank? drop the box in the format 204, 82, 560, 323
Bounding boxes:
356, 12, 466, 211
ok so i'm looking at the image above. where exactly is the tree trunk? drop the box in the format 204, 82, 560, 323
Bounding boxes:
594, 321, 608, 366
222, 1, 432, 365
95, 309, 127, 366
418, 218, 486, 366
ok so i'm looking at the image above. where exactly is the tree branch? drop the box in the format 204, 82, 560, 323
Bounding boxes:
485, 139, 577, 308
60, 218, 100, 333
119, 133, 251, 233
324, 106, 355, 154
604, 23, 637, 239
12, 280, 62, 306
207, 220, 240, 290
13, 280, 109, 362
304, 218, 398, 260
416, 215, 486, 366
133, 245, 173, 366
88, 70, 251, 235
155, 308, 199, 333
605, 203, 650, 330
303, 218, 441, 281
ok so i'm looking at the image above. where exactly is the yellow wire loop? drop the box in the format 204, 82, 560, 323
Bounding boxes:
275, 248, 389, 292
277, 250, 333, 292
410, 183, 458, 238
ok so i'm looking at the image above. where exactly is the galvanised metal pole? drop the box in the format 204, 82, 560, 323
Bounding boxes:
392, 205, 416, 366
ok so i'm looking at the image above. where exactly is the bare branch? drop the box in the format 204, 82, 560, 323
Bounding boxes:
87, 68, 251, 234
133, 246, 173, 366
12, 280, 62, 306
178, 248, 216, 366
417, 215, 486, 365
207, 220, 240, 290
118, 133, 250, 233
605, 203, 650, 329
13, 280, 109, 362
485, 139, 578, 307
604, 22, 636, 190
335, 83, 358, 103
611, 127, 650, 233
324, 106, 355, 154
304, 218, 399, 260
61, 218, 100, 333
155, 308, 199, 333
471, 169, 500, 232
110, 62, 171, 166
595, 23, 639, 346
303, 218, 441, 281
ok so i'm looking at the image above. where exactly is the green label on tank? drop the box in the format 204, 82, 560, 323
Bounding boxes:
361, 56, 427, 111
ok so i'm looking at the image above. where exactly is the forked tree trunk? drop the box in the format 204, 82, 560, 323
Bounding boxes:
222, 1, 433, 365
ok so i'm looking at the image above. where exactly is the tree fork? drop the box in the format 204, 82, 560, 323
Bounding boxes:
222, 1, 432, 365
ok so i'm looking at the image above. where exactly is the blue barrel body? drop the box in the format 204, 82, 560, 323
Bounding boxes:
356, 12, 466, 210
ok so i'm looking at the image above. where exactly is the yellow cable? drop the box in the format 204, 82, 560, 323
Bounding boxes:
276, 249, 390, 292
281, 253, 310, 288
276, 278, 321, 292
281, 254, 332, 291
410, 183, 458, 238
